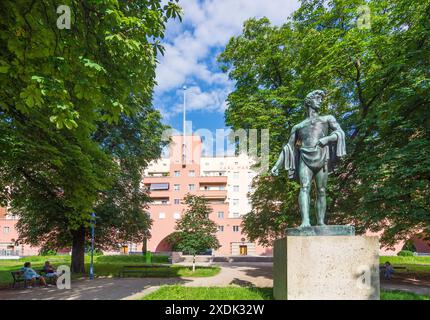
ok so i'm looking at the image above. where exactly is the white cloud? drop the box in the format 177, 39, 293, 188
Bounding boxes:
172, 85, 231, 114
155, 0, 300, 117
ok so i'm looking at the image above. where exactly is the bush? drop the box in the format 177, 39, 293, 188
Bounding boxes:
398, 250, 414, 256
39, 248, 57, 256
401, 240, 417, 253
95, 254, 169, 264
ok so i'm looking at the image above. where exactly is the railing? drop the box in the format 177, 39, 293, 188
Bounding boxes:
143, 175, 170, 178
0, 249, 20, 256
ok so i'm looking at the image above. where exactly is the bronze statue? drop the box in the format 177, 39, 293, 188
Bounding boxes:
271, 90, 346, 228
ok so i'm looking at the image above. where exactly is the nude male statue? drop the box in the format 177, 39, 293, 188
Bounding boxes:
271, 90, 346, 228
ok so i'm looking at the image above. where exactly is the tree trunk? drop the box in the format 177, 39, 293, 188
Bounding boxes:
192, 254, 196, 273
71, 227, 86, 274
142, 237, 147, 255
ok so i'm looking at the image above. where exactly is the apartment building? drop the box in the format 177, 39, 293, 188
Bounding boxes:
142, 135, 270, 256
0, 207, 39, 257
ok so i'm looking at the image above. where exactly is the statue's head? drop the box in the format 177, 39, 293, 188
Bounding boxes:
304, 90, 325, 111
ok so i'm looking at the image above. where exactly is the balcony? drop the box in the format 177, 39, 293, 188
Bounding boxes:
196, 189, 227, 199
148, 190, 171, 199
198, 176, 228, 184
202, 171, 227, 177
151, 197, 170, 206
143, 176, 170, 184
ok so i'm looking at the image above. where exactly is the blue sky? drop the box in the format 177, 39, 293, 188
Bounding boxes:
153, 0, 300, 140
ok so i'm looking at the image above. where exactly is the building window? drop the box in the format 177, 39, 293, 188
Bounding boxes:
232, 212, 240, 218
188, 170, 195, 177
159, 212, 166, 219
218, 226, 224, 232
174, 171, 180, 177
217, 211, 224, 219
232, 199, 239, 206
233, 171, 239, 179
173, 212, 180, 220
161, 200, 168, 205
3, 227, 10, 234
233, 185, 239, 192
233, 226, 240, 232
150, 183, 169, 191
234, 161, 238, 165
188, 184, 195, 191
174, 199, 180, 205
174, 184, 180, 191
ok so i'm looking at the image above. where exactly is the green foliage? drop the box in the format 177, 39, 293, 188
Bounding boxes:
96, 254, 168, 264
380, 290, 430, 301
142, 286, 430, 300
401, 240, 417, 253
0, 255, 217, 287
142, 286, 273, 300
398, 250, 414, 257
168, 194, 220, 255
219, 0, 430, 247
0, 0, 182, 270
39, 248, 57, 256
380, 255, 430, 266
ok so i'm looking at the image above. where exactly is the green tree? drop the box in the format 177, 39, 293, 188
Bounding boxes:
219, 0, 430, 248
168, 194, 220, 272
0, 0, 182, 273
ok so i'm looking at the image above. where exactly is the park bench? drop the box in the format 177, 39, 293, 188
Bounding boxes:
11, 269, 57, 288
379, 265, 409, 274
10, 271, 28, 288
119, 264, 171, 278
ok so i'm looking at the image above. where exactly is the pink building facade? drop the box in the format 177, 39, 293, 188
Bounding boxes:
0, 207, 39, 256
143, 135, 271, 256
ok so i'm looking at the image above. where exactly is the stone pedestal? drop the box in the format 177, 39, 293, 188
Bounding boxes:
273, 236, 380, 300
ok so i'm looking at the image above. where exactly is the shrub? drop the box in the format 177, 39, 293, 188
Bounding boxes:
39, 248, 57, 256
398, 250, 414, 257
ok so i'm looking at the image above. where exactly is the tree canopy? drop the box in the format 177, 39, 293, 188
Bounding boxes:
219, 0, 430, 247
0, 0, 181, 272
168, 194, 220, 262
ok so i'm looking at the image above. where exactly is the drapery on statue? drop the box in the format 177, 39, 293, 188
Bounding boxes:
271, 90, 346, 228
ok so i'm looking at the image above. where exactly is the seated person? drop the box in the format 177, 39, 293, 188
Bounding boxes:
43, 261, 58, 279
383, 261, 394, 280
21, 262, 48, 288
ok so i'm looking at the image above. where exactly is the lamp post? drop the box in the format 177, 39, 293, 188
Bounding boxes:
89, 212, 96, 280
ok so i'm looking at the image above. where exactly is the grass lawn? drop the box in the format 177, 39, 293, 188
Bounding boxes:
0, 255, 220, 288
142, 286, 274, 300
380, 256, 430, 274
142, 286, 430, 300
380, 290, 430, 300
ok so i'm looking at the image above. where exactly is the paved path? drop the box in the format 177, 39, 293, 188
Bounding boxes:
0, 262, 428, 300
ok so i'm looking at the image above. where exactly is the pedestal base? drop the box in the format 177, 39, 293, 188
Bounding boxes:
286, 225, 355, 236
273, 236, 380, 300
